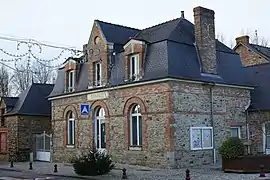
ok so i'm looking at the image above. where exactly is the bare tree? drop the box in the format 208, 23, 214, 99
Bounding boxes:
216, 32, 226, 43
11, 60, 56, 94
240, 29, 268, 47
31, 61, 56, 84
0, 65, 10, 97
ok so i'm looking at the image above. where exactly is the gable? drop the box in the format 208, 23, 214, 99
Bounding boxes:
234, 43, 269, 67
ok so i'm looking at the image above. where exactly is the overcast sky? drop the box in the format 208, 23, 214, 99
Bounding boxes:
0, 0, 268, 50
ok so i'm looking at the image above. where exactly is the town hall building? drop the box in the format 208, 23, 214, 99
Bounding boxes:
48, 6, 254, 168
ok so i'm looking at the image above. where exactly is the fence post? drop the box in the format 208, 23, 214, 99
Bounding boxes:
29, 162, 33, 170
122, 168, 127, 179
54, 164, 58, 173
10, 161, 13, 168
186, 169, 190, 180
260, 165, 266, 177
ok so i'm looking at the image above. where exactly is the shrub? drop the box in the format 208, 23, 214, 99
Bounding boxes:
72, 149, 114, 176
219, 137, 245, 159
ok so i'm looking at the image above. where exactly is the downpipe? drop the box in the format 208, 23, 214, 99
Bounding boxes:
210, 84, 216, 164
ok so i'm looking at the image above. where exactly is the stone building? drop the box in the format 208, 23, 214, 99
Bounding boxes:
49, 6, 253, 168
0, 83, 54, 162
234, 35, 270, 155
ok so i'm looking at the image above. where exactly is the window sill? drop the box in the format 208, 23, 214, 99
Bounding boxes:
191, 147, 213, 151
66, 145, 75, 148
129, 146, 142, 151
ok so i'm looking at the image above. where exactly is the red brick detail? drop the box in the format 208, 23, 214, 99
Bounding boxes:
231, 122, 245, 126
124, 42, 145, 80
87, 22, 109, 87
0, 128, 7, 153
62, 105, 78, 148
90, 100, 110, 150
123, 97, 147, 150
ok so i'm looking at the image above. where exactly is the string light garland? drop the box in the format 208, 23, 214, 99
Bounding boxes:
0, 35, 83, 75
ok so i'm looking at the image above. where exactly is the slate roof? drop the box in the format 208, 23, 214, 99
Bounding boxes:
245, 63, 270, 110
250, 44, 270, 59
49, 17, 254, 98
2, 97, 18, 108
5, 83, 54, 116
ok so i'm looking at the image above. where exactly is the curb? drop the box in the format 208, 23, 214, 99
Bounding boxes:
0, 167, 101, 180
0, 167, 23, 172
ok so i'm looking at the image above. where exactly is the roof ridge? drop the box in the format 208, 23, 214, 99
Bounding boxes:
250, 43, 270, 48
95, 20, 140, 31
139, 17, 181, 32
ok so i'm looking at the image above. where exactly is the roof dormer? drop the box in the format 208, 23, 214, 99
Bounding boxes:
123, 39, 146, 82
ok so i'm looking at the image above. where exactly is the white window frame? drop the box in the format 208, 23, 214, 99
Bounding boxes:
95, 62, 102, 86
129, 105, 142, 149
67, 112, 75, 147
230, 127, 241, 138
95, 108, 106, 150
67, 70, 75, 92
190, 127, 213, 150
129, 54, 140, 81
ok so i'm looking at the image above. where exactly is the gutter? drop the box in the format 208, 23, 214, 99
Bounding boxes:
245, 100, 251, 154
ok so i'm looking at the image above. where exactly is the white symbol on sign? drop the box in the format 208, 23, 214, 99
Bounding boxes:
81, 106, 89, 114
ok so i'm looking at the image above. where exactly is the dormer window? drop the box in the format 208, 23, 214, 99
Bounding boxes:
129, 54, 139, 81
67, 70, 75, 92
95, 62, 102, 86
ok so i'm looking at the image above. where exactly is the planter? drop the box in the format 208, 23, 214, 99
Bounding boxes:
222, 155, 270, 173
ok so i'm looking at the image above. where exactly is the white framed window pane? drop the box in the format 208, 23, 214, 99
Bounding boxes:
72, 120, 75, 145
266, 123, 270, 135
131, 116, 138, 146
202, 129, 212, 148
138, 116, 142, 146
266, 135, 270, 149
135, 55, 139, 75
191, 129, 202, 149
230, 128, 239, 137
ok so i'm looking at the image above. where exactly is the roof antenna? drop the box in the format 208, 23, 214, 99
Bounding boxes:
181, 11, 185, 19
255, 30, 258, 45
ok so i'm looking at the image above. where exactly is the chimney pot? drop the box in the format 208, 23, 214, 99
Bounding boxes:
235, 35, 249, 45
193, 6, 217, 74
181, 11, 185, 18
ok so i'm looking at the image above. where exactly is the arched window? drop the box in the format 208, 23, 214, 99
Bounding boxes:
66, 111, 75, 146
95, 107, 106, 149
129, 104, 142, 147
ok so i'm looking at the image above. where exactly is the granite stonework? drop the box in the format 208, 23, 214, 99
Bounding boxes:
51, 81, 250, 168
171, 82, 250, 168
1, 115, 51, 162
247, 111, 270, 154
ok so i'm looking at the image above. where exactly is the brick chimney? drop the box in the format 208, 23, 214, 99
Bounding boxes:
194, 6, 217, 74
235, 35, 250, 45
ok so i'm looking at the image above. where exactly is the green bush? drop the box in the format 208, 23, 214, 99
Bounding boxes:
219, 137, 245, 159
72, 149, 114, 176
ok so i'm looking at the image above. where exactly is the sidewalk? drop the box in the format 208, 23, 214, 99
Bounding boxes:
0, 161, 122, 179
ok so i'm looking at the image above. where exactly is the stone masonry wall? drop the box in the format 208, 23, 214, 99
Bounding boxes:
171, 82, 250, 168
247, 111, 270, 154
51, 82, 172, 168
17, 115, 51, 161
2, 115, 50, 162
234, 45, 268, 67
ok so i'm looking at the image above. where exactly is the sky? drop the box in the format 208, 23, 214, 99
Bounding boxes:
0, 0, 269, 51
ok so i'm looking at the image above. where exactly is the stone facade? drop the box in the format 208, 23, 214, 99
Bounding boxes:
234, 35, 269, 67
247, 111, 270, 154
171, 82, 250, 167
0, 115, 50, 162
51, 80, 250, 168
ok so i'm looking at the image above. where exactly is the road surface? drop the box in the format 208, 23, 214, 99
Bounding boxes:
0, 169, 88, 179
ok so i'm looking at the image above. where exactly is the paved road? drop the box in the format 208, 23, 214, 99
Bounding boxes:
0, 169, 88, 180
